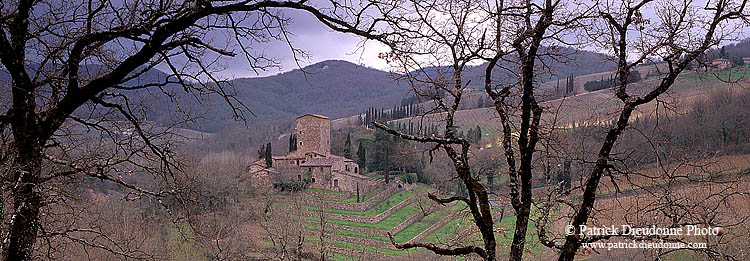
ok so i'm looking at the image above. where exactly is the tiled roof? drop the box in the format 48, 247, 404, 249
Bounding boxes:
299, 158, 334, 166
297, 114, 330, 119
250, 168, 279, 175
328, 154, 355, 162
333, 170, 369, 179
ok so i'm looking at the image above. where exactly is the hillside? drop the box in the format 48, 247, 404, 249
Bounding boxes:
201, 50, 617, 132
334, 66, 746, 135
201, 60, 411, 131
0, 50, 620, 134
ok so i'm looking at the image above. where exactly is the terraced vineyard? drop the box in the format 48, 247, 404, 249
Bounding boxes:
265, 182, 526, 260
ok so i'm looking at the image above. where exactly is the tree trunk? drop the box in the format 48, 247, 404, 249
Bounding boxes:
3, 70, 45, 260
2, 137, 43, 261
508, 204, 529, 261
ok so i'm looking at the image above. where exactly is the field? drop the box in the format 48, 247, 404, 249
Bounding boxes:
311, 67, 750, 260
336, 67, 750, 145
258, 182, 537, 260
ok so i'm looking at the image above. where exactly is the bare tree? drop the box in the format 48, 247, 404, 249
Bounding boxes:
369, 0, 503, 259
553, 1, 750, 259
364, 0, 589, 260
257, 195, 308, 260
0, 1, 383, 260
358, 0, 750, 260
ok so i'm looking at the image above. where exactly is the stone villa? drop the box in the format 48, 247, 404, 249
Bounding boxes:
246, 114, 371, 193
712, 58, 733, 70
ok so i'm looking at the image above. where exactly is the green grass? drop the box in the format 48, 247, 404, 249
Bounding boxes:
422, 212, 473, 243
318, 187, 381, 203
421, 205, 515, 245
306, 187, 348, 195
166, 222, 204, 261
391, 202, 465, 243
305, 224, 390, 242
301, 190, 415, 217
305, 203, 422, 231
680, 67, 750, 82
306, 236, 416, 257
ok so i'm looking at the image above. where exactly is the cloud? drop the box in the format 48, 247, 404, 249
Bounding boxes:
218, 9, 390, 79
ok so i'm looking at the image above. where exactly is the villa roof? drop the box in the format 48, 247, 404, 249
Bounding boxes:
333, 170, 369, 179
296, 114, 330, 120
299, 158, 334, 167
328, 154, 355, 162
249, 168, 279, 175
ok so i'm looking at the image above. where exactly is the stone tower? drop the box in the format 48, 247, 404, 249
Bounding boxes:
295, 114, 331, 156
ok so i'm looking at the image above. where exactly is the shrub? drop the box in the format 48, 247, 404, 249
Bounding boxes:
584, 71, 641, 92
400, 173, 417, 184
273, 178, 311, 192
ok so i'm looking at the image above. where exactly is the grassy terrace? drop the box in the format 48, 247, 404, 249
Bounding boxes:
317, 187, 381, 203
304, 202, 421, 231
299, 189, 414, 216
421, 204, 510, 244
305, 224, 390, 242
391, 202, 465, 243
306, 236, 418, 257
679, 67, 750, 83
305, 188, 348, 195
422, 205, 551, 258
422, 211, 473, 243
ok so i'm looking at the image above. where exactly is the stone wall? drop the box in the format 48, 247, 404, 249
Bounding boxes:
449, 203, 512, 244
331, 172, 370, 195
296, 115, 330, 156
286, 193, 417, 224
288, 182, 401, 212
308, 166, 332, 189
408, 207, 467, 244
329, 234, 392, 249
388, 212, 422, 235
300, 191, 351, 200
248, 170, 274, 188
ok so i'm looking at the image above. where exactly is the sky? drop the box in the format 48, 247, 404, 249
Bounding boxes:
203, 1, 749, 80
216, 9, 390, 79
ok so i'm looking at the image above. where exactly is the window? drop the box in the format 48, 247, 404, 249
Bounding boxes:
355, 167, 358, 173
334, 179, 339, 187
312, 178, 316, 183
308, 167, 312, 172
345, 165, 350, 171
300, 141, 303, 146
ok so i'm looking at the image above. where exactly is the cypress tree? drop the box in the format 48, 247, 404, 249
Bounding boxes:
357, 142, 366, 171
264, 142, 272, 168
475, 126, 482, 144
344, 132, 352, 159
257, 144, 266, 159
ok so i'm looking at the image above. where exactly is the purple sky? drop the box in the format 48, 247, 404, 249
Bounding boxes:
205, 1, 748, 80
216, 9, 390, 79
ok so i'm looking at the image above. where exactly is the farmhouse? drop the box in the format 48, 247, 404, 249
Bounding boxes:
712, 58, 733, 70
246, 114, 371, 193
